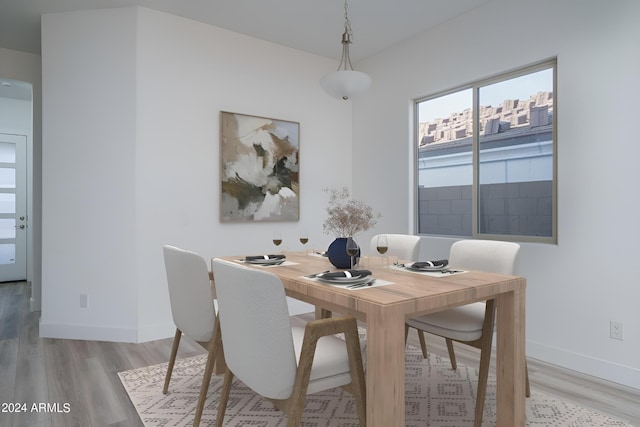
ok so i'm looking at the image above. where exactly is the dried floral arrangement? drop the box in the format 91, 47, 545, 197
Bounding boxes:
322, 187, 380, 237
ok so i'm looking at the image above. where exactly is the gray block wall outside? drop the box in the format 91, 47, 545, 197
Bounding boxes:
418, 181, 552, 237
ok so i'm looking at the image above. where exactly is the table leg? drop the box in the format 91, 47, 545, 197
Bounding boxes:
495, 284, 526, 426
315, 306, 332, 319
366, 305, 405, 427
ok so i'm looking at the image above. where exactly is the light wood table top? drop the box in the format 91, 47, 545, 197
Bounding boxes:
219, 252, 527, 427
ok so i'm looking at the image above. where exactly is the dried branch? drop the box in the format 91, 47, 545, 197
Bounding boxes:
322, 187, 380, 237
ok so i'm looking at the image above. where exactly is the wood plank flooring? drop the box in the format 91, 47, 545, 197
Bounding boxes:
1, 281, 638, 426
1, 282, 201, 427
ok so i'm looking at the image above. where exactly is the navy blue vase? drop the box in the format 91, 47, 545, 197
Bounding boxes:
327, 237, 360, 269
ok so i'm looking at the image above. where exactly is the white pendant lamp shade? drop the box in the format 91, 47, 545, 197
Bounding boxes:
320, 0, 371, 100
320, 70, 371, 100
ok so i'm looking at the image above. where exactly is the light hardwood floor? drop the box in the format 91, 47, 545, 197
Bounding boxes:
1, 281, 638, 426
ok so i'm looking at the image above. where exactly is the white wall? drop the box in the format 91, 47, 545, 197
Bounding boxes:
133, 8, 353, 340
353, 0, 640, 390
41, 8, 139, 341
40, 7, 352, 342
0, 47, 41, 310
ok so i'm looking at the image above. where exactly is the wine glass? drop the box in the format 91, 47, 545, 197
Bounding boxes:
299, 231, 309, 254
272, 231, 283, 252
376, 235, 389, 266
346, 237, 358, 270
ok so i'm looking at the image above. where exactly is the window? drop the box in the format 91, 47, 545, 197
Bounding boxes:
415, 60, 556, 242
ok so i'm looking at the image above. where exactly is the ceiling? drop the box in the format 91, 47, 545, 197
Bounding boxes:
0, 0, 490, 100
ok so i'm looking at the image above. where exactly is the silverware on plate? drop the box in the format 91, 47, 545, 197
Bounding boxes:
305, 270, 329, 278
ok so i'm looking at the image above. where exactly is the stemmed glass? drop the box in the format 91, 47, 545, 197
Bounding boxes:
346, 237, 358, 270
272, 231, 283, 253
299, 231, 309, 254
376, 235, 389, 266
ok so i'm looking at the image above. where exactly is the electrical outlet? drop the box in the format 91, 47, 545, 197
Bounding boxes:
80, 294, 88, 308
610, 321, 623, 341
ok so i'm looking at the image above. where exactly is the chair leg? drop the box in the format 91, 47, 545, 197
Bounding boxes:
345, 323, 367, 426
215, 369, 234, 427
525, 360, 531, 397
282, 384, 307, 427
353, 385, 367, 427
193, 342, 218, 427
315, 306, 332, 319
163, 328, 182, 394
473, 346, 491, 427
405, 325, 428, 359
417, 330, 428, 359
286, 408, 304, 427
445, 338, 457, 370
212, 317, 226, 375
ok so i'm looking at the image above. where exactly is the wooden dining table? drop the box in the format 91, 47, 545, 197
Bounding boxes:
220, 252, 526, 427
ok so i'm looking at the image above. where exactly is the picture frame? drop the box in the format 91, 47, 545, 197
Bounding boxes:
220, 111, 300, 222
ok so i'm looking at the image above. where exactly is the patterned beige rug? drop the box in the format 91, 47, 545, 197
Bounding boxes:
119, 347, 633, 426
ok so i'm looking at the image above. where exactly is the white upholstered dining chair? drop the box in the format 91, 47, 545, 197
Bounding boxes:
369, 233, 421, 261
405, 239, 530, 427
163, 245, 223, 427
211, 258, 366, 427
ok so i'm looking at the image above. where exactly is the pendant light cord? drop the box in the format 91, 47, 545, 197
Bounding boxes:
338, 0, 355, 71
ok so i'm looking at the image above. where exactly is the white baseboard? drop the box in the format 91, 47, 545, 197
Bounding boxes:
39, 319, 138, 343
527, 340, 640, 391
39, 311, 312, 344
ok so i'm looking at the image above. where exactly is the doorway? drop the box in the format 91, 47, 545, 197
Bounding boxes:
0, 133, 27, 281
0, 77, 32, 285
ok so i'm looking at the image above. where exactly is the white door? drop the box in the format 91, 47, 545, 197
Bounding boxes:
0, 133, 27, 282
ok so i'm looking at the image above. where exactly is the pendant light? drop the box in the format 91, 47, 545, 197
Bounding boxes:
320, 0, 371, 100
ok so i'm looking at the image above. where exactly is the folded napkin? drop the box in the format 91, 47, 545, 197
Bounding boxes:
245, 254, 286, 261
318, 269, 372, 279
411, 259, 448, 269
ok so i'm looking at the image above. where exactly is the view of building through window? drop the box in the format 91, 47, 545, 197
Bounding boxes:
416, 64, 555, 240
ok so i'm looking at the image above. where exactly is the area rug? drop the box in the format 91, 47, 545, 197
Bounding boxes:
119, 347, 633, 426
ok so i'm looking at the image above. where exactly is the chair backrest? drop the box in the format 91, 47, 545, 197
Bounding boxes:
163, 245, 216, 342
211, 258, 298, 400
369, 234, 421, 261
448, 240, 520, 275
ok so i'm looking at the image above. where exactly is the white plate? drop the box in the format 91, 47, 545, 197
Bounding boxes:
244, 258, 285, 265
316, 275, 370, 285
406, 264, 447, 272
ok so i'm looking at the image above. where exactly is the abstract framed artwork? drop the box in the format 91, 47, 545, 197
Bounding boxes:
220, 111, 300, 222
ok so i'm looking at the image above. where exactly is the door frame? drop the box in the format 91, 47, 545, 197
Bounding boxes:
1, 75, 37, 311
